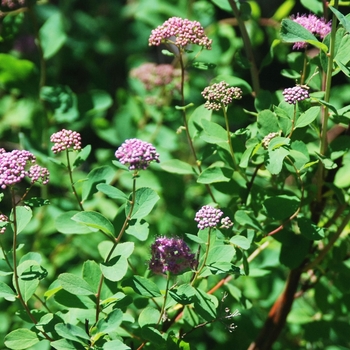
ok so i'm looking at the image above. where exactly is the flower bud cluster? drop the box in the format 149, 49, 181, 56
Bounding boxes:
220, 216, 234, 229
282, 85, 309, 104
0, 214, 9, 234
115, 138, 160, 171
195, 205, 224, 230
202, 82, 242, 111
50, 129, 82, 154
130, 63, 182, 91
149, 17, 212, 49
28, 165, 50, 185
1, 0, 26, 9
262, 132, 280, 149
0, 148, 42, 189
149, 237, 197, 275
291, 13, 331, 50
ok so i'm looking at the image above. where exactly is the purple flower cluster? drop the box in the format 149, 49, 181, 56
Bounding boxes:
262, 132, 280, 149
201, 81, 242, 111
50, 129, 82, 154
291, 13, 331, 50
28, 165, 50, 185
1, 0, 26, 9
283, 85, 310, 104
130, 63, 182, 91
0, 214, 9, 234
195, 205, 224, 230
115, 138, 160, 171
149, 236, 197, 274
0, 148, 37, 189
149, 17, 212, 50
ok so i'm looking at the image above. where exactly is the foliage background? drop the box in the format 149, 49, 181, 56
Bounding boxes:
1, 0, 350, 349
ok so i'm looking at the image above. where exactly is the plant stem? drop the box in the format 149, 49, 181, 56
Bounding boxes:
228, 0, 260, 96
156, 272, 171, 326
94, 175, 137, 324
66, 150, 84, 211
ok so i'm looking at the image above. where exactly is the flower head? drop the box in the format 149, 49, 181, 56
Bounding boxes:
262, 132, 280, 149
115, 138, 160, 171
130, 63, 182, 90
202, 82, 242, 111
149, 17, 212, 50
1, 0, 26, 9
220, 216, 234, 229
50, 129, 82, 154
28, 165, 50, 185
291, 13, 331, 50
0, 149, 36, 189
0, 214, 9, 234
282, 85, 309, 104
195, 205, 224, 230
149, 236, 197, 274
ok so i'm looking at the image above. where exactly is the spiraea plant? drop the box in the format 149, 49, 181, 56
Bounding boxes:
0, 1, 350, 350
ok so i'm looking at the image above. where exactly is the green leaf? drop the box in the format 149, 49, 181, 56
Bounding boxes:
82, 165, 115, 201
298, 217, 324, 240
73, 144, 91, 168
194, 288, 217, 321
55, 323, 89, 343
96, 183, 128, 200
58, 273, 96, 296
51, 339, 83, 350
11, 206, 32, 235
0, 281, 16, 301
139, 307, 161, 327
234, 210, 262, 231
188, 104, 212, 138
39, 12, 67, 59
200, 119, 230, 152
169, 284, 196, 305
329, 6, 350, 33
197, 166, 233, 184
82, 260, 102, 292
266, 147, 290, 175
257, 109, 280, 135
126, 187, 160, 220
280, 19, 319, 45
98, 241, 134, 260
160, 159, 195, 175
55, 210, 95, 234
4, 329, 40, 349
97, 309, 123, 334
126, 219, 149, 241
102, 339, 131, 350
263, 195, 300, 221
72, 211, 115, 237
207, 245, 236, 264
230, 235, 251, 250
295, 106, 319, 129
122, 276, 162, 297
100, 255, 128, 282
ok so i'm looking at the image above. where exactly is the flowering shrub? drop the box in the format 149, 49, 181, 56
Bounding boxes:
1, 1, 350, 350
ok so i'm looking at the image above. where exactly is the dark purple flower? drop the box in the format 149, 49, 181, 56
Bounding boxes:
149, 237, 197, 275
291, 13, 331, 50
149, 17, 212, 49
0, 149, 36, 189
50, 129, 82, 154
282, 85, 309, 104
201, 81, 242, 111
195, 205, 224, 230
115, 139, 160, 171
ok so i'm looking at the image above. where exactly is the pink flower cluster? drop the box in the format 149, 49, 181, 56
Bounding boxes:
283, 85, 309, 104
195, 205, 233, 230
130, 63, 182, 91
1, 0, 26, 9
291, 13, 331, 50
115, 138, 160, 171
149, 17, 212, 50
262, 132, 280, 149
50, 129, 82, 154
0, 148, 50, 189
149, 237, 197, 274
202, 81, 242, 111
